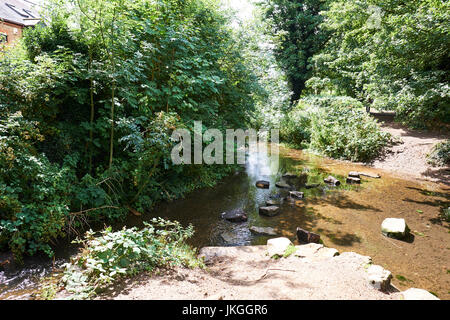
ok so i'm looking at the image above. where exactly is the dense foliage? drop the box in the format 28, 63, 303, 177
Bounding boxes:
0, 113, 72, 257
263, 0, 449, 128
62, 218, 202, 299
236, 5, 292, 129
308, 0, 450, 128
282, 96, 392, 161
0, 0, 257, 258
262, 0, 328, 102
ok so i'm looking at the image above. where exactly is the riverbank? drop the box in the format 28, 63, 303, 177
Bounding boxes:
92, 142, 450, 300
93, 244, 437, 300
370, 113, 449, 186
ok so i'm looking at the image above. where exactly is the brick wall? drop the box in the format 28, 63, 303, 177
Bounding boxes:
0, 20, 23, 45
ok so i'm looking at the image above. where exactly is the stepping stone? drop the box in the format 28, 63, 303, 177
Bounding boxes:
348, 171, 361, 178
324, 176, 341, 186
282, 172, 298, 179
289, 191, 304, 200
346, 177, 361, 184
249, 226, 278, 236
256, 180, 270, 189
305, 183, 320, 189
275, 181, 291, 189
381, 218, 409, 239
297, 227, 321, 244
359, 172, 381, 179
294, 243, 323, 258
221, 232, 237, 243
259, 206, 280, 217
269, 193, 283, 200
221, 208, 248, 223
266, 199, 280, 206
317, 247, 339, 258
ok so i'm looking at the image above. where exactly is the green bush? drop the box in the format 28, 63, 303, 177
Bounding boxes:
280, 107, 311, 148
0, 113, 73, 258
0, 0, 255, 259
309, 99, 391, 162
428, 141, 450, 167
309, 0, 449, 129
61, 218, 202, 299
281, 96, 391, 162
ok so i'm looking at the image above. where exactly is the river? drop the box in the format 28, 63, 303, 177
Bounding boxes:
1, 145, 449, 299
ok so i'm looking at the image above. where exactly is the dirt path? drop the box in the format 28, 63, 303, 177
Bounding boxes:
101, 246, 404, 300
370, 114, 449, 185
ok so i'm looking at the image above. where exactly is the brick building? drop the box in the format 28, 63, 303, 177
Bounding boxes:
0, 0, 40, 45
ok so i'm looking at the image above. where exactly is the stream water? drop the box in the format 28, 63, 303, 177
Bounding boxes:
1, 145, 449, 299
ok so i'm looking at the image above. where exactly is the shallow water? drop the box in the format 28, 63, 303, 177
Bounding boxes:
125, 147, 356, 248
1, 145, 449, 299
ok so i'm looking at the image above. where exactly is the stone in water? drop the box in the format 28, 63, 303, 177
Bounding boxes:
367, 264, 392, 292
297, 227, 321, 244
259, 206, 280, 217
346, 177, 361, 184
256, 180, 270, 189
289, 191, 304, 200
221, 208, 248, 223
249, 226, 278, 236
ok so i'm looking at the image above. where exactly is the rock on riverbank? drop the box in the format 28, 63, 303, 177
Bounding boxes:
101, 241, 438, 300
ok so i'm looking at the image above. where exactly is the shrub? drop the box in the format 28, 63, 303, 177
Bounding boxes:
0, 113, 73, 258
61, 218, 203, 299
309, 0, 449, 129
309, 100, 391, 162
0, 0, 254, 259
280, 107, 311, 148
280, 96, 392, 162
428, 141, 450, 167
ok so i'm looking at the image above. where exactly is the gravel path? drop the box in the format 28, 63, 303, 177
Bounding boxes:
370, 115, 449, 185
102, 245, 402, 300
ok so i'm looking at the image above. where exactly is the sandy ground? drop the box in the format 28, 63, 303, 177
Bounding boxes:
100, 246, 402, 300
370, 115, 449, 185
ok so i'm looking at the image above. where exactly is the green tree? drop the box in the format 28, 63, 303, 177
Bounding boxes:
262, 0, 328, 103
0, 0, 257, 258
309, 0, 450, 128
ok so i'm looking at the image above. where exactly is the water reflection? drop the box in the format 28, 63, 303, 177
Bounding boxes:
131, 147, 347, 248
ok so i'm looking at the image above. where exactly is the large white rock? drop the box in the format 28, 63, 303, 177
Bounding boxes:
267, 237, 293, 257
367, 265, 392, 292
381, 218, 409, 239
401, 288, 440, 300
294, 243, 323, 258
294, 244, 339, 259
317, 247, 339, 258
